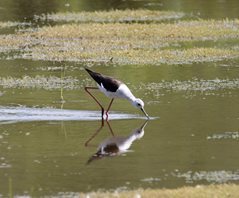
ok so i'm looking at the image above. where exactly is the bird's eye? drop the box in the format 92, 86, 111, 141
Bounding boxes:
137, 103, 141, 107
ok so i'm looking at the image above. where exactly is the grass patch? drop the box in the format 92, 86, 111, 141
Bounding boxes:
54, 184, 239, 198
36, 9, 185, 23
0, 18, 239, 65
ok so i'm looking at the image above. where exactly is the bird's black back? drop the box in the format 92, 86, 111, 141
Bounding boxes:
85, 68, 122, 92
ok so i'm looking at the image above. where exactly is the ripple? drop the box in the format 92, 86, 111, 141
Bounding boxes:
0, 106, 148, 124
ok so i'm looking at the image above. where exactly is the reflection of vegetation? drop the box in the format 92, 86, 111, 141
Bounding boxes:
0, 18, 239, 65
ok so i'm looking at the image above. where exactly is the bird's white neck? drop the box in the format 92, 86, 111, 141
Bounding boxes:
128, 96, 137, 103
117, 84, 136, 101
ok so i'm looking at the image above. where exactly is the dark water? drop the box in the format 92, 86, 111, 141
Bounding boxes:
1, 0, 239, 21
0, 0, 239, 197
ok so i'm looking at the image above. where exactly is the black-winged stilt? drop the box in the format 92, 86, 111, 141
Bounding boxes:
84, 68, 149, 119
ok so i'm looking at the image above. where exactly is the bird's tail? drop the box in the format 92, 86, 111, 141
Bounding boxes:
85, 68, 93, 74
84, 68, 103, 85
84, 68, 96, 78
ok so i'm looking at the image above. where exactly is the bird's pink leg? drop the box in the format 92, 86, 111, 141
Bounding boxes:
84, 86, 104, 118
105, 98, 114, 120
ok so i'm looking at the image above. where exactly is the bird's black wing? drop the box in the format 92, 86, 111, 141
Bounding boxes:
85, 68, 122, 92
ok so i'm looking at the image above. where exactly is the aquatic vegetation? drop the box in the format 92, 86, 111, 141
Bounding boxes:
173, 170, 239, 183
140, 78, 239, 99
0, 19, 239, 64
36, 9, 185, 23
207, 131, 239, 140
141, 78, 239, 92
32, 20, 239, 41
0, 21, 23, 28
0, 75, 79, 90
0, 21, 31, 30
51, 184, 239, 198
23, 47, 239, 65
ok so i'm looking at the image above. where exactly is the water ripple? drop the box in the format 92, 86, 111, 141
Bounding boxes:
0, 106, 146, 124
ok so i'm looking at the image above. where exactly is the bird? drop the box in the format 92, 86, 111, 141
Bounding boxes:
84, 68, 149, 119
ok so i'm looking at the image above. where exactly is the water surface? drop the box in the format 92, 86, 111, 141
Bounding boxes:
0, 0, 239, 197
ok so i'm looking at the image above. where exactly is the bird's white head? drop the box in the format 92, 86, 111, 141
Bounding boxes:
132, 98, 149, 119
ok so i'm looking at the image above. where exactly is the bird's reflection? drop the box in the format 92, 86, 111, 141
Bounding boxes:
86, 119, 148, 164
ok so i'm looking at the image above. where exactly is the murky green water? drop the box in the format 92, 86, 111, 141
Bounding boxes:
0, 0, 239, 197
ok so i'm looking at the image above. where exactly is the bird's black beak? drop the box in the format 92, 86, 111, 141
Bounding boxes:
141, 108, 150, 119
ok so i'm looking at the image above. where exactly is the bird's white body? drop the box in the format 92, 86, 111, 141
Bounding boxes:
98, 83, 136, 102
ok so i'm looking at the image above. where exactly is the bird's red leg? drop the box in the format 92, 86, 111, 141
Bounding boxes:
105, 98, 114, 121
84, 86, 104, 118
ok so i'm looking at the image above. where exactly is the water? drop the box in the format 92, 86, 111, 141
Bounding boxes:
0, 0, 239, 197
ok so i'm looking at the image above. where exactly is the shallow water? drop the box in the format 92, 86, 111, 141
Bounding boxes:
0, 0, 239, 197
